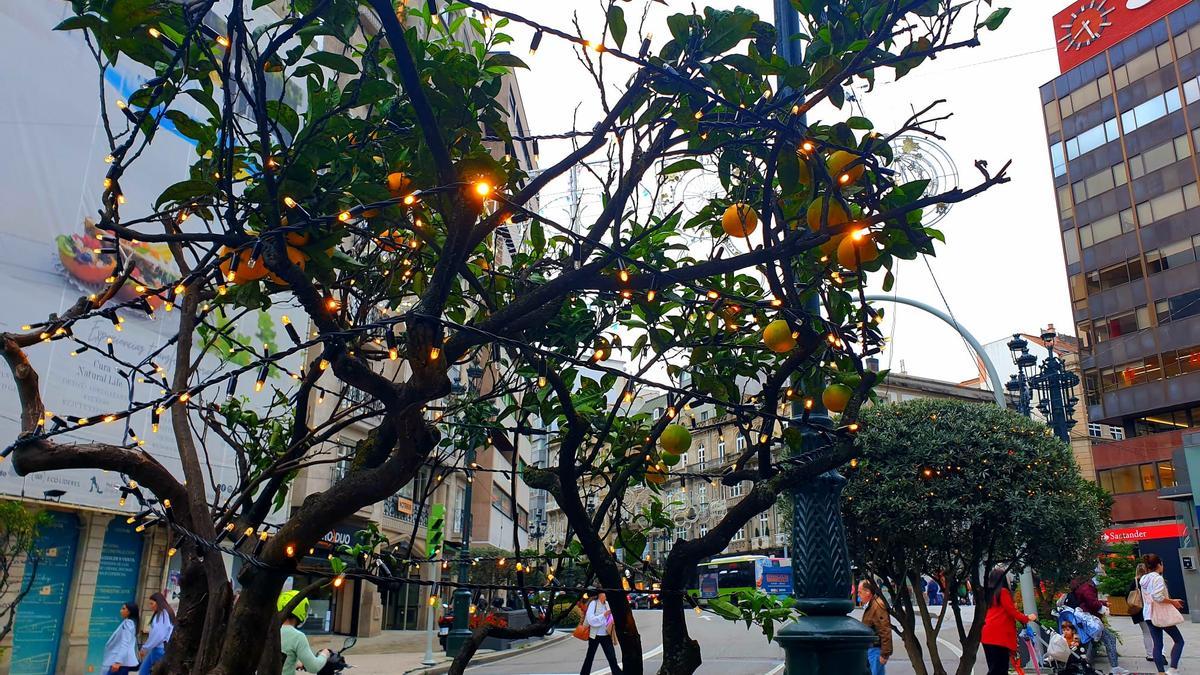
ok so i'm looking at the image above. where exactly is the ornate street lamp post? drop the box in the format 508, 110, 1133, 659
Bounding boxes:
1005, 327, 1080, 444
446, 364, 486, 657
771, 2, 874, 672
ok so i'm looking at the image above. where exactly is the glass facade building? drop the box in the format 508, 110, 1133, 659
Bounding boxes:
1042, 2, 1200, 437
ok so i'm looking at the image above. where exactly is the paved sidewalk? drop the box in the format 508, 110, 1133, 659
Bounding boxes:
308, 628, 571, 674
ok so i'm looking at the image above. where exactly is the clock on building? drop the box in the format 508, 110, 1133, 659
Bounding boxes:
1059, 0, 1115, 50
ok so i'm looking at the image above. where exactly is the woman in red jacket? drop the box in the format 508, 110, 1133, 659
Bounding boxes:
980, 567, 1037, 675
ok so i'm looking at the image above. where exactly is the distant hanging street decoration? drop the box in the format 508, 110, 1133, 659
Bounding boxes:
889, 135, 959, 227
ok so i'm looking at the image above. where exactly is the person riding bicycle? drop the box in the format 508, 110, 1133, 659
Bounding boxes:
278, 591, 330, 674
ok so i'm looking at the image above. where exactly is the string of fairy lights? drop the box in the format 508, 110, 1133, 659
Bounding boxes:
0, 0, 939, 606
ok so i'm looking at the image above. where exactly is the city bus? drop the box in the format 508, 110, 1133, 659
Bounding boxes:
689, 555, 792, 605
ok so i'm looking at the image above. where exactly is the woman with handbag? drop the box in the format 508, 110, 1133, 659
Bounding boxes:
1129, 563, 1154, 664
578, 592, 622, 675
1139, 553, 1185, 675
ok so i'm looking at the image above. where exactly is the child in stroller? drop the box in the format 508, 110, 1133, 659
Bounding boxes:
1045, 616, 1103, 675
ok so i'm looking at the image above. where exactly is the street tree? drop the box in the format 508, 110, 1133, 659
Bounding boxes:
0, 500, 48, 652
2, 1, 1011, 674
843, 399, 1109, 675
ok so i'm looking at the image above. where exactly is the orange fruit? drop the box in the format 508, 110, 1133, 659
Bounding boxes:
721, 203, 758, 238
763, 319, 797, 353
806, 198, 850, 232
818, 233, 846, 259
836, 231, 880, 270
659, 424, 692, 455
822, 383, 853, 413
378, 229, 405, 252
265, 246, 308, 285
646, 463, 668, 485
827, 150, 866, 185
387, 172, 412, 195
219, 247, 269, 284
285, 231, 311, 247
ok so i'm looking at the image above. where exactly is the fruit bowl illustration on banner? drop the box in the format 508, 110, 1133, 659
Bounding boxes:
56, 218, 178, 313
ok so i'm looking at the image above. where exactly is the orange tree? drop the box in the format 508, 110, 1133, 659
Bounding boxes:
2, 1, 1011, 674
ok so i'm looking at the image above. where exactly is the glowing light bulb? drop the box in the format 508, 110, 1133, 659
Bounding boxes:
473, 181, 492, 197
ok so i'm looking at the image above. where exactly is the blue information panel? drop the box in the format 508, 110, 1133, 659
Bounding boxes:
11, 510, 80, 675
84, 517, 144, 673
699, 572, 719, 599
760, 566, 793, 596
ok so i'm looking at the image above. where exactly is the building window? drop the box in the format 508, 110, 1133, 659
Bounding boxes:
1162, 344, 1200, 378
700, 410, 710, 422
1128, 134, 1190, 179
731, 527, 745, 542
736, 436, 745, 452
1078, 209, 1134, 248
1136, 183, 1200, 226
454, 486, 466, 533
1110, 427, 1125, 441
1098, 355, 1163, 392
1094, 305, 1151, 343
1088, 423, 1102, 437
1085, 256, 1144, 293
699, 525, 709, 537
758, 512, 770, 537
699, 485, 708, 504
727, 482, 743, 499
1146, 236, 1200, 274
1072, 162, 1127, 202
1157, 289, 1200, 324
492, 483, 513, 520
697, 444, 706, 469
675, 526, 687, 541
717, 440, 725, 461
1098, 461, 1175, 494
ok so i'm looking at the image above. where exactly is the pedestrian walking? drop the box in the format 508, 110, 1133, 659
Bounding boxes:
1139, 553, 1186, 675
858, 580, 892, 675
138, 592, 174, 675
1066, 575, 1128, 674
980, 567, 1037, 675
101, 602, 140, 674
579, 592, 622, 675
1131, 563, 1154, 664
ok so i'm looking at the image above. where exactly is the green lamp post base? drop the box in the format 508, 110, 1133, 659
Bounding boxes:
775, 614, 877, 675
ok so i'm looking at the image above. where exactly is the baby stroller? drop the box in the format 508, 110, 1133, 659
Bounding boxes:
1031, 613, 1102, 675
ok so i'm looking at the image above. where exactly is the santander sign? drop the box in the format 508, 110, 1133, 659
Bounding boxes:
1054, 0, 1192, 73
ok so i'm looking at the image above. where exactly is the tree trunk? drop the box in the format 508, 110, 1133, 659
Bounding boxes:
890, 578, 929, 675
908, 574, 948, 675
657, 558, 701, 675
953, 584, 990, 675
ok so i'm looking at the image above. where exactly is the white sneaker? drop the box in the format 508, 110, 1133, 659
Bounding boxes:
1166, 668, 1180, 675
1110, 668, 1130, 675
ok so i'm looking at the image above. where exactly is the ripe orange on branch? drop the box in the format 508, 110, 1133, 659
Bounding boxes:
721, 203, 758, 238
836, 230, 880, 270
806, 197, 850, 232
827, 150, 866, 185
763, 319, 797, 353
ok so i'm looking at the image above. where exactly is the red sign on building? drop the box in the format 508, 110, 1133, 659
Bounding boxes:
1101, 522, 1187, 543
1053, 0, 1192, 73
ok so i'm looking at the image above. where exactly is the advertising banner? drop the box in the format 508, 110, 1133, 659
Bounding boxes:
760, 565, 794, 596
0, 3, 299, 515
1054, 0, 1192, 72
9, 511, 80, 675
699, 572, 719, 599
84, 517, 144, 673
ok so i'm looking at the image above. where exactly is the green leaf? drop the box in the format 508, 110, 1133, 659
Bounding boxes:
608, 5, 627, 49
155, 179, 214, 209
979, 8, 1011, 32
661, 159, 703, 176
847, 116, 873, 130
485, 53, 529, 70
306, 51, 360, 75
54, 14, 103, 32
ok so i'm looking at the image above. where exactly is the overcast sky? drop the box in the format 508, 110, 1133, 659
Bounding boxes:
487, 0, 1068, 388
